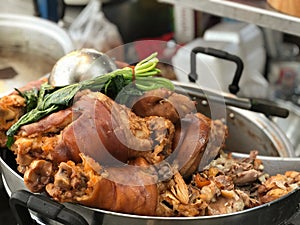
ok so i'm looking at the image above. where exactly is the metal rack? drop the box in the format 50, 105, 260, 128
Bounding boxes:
158, 0, 300, 37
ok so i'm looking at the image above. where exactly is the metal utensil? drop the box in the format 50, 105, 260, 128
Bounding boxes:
48, 48, 117, 87
173, 81, 289, 118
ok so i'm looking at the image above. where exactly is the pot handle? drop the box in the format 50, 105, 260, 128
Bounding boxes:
9, 190, 88, 225
188, 47, 244, 95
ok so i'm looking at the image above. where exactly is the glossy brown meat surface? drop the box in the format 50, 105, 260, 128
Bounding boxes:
46, 156, 159, 216
1, 82, 297, 217
131, 88, 197, 123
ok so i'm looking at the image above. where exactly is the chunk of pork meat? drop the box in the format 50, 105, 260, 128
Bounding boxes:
14, 88, 224, 192
3, 85, 231, 216
13, 91, 175, 190
46, 153, 208, 217
157, 172, 208, 217
207, 195, 245, 215
131, 88, 197, 123
171, 113, 227, 179
24, 160, 53, 192
205, 150, 264, 186
131, 88, 228, 178
46, 155, 159, 216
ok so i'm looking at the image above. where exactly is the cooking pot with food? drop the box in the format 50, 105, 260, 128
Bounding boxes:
0, 48, 299, 225
0, 91, 298, 225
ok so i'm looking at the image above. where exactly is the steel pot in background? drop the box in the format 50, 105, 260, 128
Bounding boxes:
0, 13, 74, 94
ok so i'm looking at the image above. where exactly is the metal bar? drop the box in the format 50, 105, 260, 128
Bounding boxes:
158, 0, 300, 37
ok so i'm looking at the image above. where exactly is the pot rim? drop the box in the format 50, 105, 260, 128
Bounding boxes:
0, 13, 74, 54
1, 154, 299, 221
79, 187, 300, 220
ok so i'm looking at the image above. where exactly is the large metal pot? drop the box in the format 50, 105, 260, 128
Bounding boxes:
1, 104, 299, 225
0, 13, 74, 94
0, 48, 298, 224
0, 83, 297, 225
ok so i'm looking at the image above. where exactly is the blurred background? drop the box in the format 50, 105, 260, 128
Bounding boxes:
1, 0, 300, 224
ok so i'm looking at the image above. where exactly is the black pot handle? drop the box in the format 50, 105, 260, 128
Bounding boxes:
188, 47, 244, 95
9, 190, 88, 225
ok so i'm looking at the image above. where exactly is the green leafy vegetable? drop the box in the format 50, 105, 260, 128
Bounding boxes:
6, 52, 174, 148
15, 88, 39, 112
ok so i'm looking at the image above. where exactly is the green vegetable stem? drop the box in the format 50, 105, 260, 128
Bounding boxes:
6, 52, 174, 148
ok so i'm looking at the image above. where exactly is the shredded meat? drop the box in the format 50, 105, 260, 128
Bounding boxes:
258, 171, 300, 203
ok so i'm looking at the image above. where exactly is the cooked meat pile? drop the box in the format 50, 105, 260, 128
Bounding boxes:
0, 82, 299, 217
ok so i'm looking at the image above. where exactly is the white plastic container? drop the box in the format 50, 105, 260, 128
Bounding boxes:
172, 38, 241, 93
172, 21, 269, 98
203, 21, 266, 75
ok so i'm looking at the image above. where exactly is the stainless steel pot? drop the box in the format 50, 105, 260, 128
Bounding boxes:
1, 107, 299, 224
0, 85, 297, 225
0, 13, 74, 94
5, 186, 300, 225
0, 100, 294, 194
0, 48, 298, 224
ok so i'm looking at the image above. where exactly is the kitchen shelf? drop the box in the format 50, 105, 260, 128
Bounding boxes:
158, 0, 300, 36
